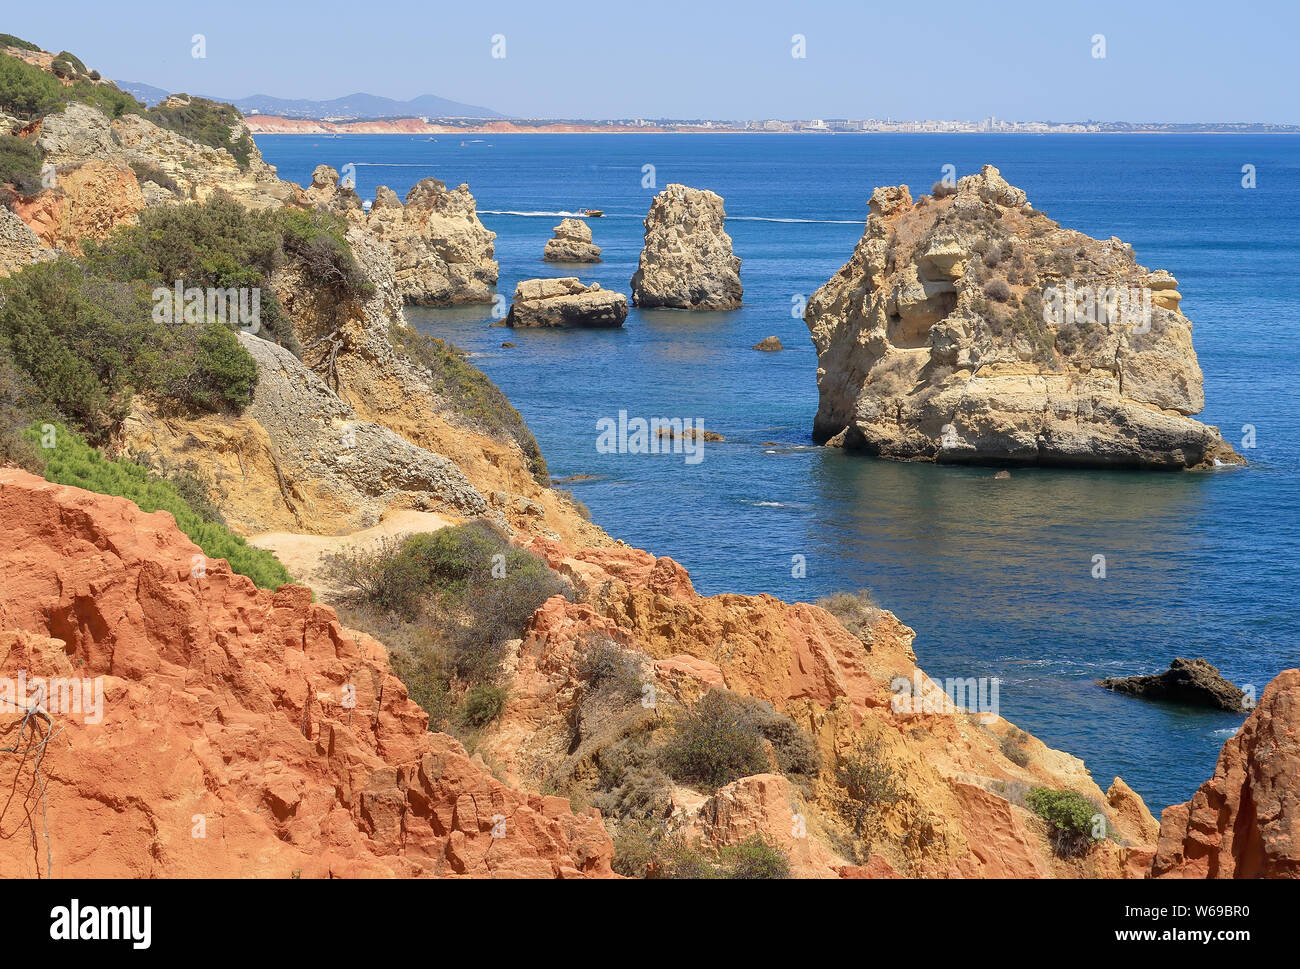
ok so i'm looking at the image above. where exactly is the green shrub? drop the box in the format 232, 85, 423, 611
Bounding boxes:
719, 835, 791, 879
661, 689, 771, 790
144, 96, 254, 169
276, 208, 374, 300
0, 53, 65, 118
459, 684, 508, 727
816, 589, 882, 645
1025, 787, 1103, 856
50, 51, 88, 80
834, 742, 902, 839
0, 132, 44, 194
27, 423, 292, 589
0, 259, 256, 440
129, 161, 181, 196
0, 349, 47, 472
391, 324, 548, 484
0, 34, 42, 52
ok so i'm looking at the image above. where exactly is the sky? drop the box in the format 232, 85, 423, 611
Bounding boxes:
6, 0, 1298, 122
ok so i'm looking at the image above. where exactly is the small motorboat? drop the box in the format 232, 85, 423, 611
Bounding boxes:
578, 208, 604, 218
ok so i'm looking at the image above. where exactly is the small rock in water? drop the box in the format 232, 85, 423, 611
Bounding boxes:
501, 341, 515, 348
994, 470, 1011, 479
753, 335, 783, 351
1099, 657, 1248, 712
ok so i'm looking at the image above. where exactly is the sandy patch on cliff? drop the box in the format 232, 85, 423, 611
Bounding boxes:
249, 509, 452, 594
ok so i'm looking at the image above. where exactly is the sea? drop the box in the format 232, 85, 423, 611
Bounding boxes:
255, 132, 1300, 812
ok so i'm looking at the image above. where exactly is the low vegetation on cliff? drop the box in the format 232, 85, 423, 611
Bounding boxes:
390, 324, 549, 484
328, 521, 571, 732
24, 423, 292, 588
143, 95, 256, 169
0, 193, 388, 453
0, 48, 140, 121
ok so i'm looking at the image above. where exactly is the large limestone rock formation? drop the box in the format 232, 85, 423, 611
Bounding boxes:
1152, 670, 1300, 878
0, 471, 615, 878
306, 166, 499, 305
544, 218, 602, 262
804, 165, 1240, 469
506, 277, 628, 328
630, 184, 742, 309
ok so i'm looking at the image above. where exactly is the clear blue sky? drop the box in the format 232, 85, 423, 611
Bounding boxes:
7, 0, 1297, 121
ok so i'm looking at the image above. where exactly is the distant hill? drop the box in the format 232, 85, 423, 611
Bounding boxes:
117, 83, 501, 119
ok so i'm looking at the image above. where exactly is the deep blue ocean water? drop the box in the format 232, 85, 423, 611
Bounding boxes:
256, 133, 1300, 811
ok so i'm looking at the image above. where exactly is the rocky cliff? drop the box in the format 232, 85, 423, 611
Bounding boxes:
471, 539, 1161, 878
631, 184, 742, 310
305, 165, 498, 305
1152, 670, 1300, 878
804, 165, 1240, 469
0, 470, 614, 877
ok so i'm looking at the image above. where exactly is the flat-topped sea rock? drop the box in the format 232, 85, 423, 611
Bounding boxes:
631, 183, 741, 309
803, 164, 1242, 469
506, 276, 628, 328
543, 217, 602, 262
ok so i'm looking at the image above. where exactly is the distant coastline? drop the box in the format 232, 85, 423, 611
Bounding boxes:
244, 115, 1300, 136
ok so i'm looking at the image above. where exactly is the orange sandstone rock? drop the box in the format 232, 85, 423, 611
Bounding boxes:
0, 470, 614, 878
1152, 669, 1300, 878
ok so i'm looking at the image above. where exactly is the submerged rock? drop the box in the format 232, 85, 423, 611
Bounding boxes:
506, 277, 628, 328
1100, 657, 1248, 712
804, 164, 1242, 469
631, 183, 741, 309
543, 217, 602, 262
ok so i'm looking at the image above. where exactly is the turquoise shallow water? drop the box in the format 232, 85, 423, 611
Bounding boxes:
257, 133, 1300, 811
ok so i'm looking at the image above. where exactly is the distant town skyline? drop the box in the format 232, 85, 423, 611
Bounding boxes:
6, 0, 1299, 124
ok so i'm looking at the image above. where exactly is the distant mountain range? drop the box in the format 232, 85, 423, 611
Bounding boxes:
116, 81, 501, 120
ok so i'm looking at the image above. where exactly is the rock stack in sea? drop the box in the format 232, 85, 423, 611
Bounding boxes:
304, 165, 499, 305
802, 164, 1242, 469
630, 183, 742, 309
506, 277, 628, 328
543, 217, 602, 262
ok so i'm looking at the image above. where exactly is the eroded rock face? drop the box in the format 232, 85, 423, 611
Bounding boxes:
544, 218, 602, 262
1152, 670, 1300, 878
1101, 658, 1248, 712
36, 101, 291, 211
631, 184, 741, 309
120, 332, 486, 534
0, 471, 615, 878
506, 277, 628, 328
308, 168, 498, 305
478, 538, 1161, 878
0, 204, 55, 276
804, 165, 1240, 469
